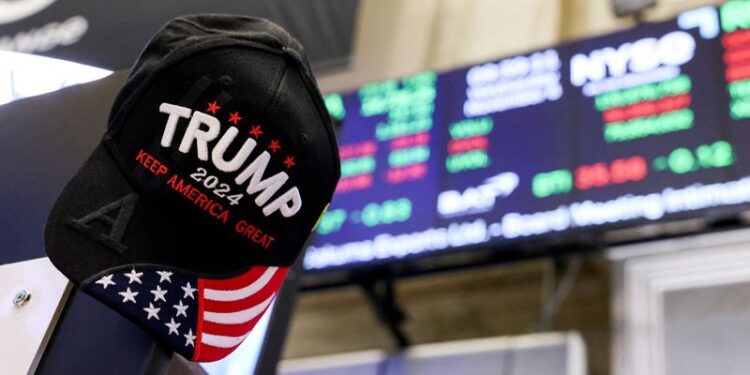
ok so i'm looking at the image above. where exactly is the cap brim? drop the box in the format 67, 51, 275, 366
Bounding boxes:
81, 261, 288, 361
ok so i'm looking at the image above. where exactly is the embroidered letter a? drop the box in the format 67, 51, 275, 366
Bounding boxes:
67, 194, 139, 254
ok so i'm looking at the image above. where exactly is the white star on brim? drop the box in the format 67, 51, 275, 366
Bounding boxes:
165, 318, 181, 336
156, 270, 173, 283
95, 274, 116, 289
124, 269, 143, 284
173, 300, 189, 318
183, 329, 196, 347
181, 282, 196, 299
143, 303, 160, 320
118, 287, 138, 303
150, 285, 168, 302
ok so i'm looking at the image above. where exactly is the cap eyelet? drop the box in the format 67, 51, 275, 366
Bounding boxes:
219, 76, 234, 87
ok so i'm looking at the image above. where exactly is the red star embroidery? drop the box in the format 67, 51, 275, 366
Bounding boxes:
206, 101, 221, 115
283, 156, 296, 169
228, 112, 242, 125
268, 140, 281, 153
249, 125, 264, 138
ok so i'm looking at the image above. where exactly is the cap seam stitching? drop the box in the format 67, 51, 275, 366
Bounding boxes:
288, 66, 342, 196
174, 17, 286, 49
264, 63, 290, 117
108, 39, 283, 136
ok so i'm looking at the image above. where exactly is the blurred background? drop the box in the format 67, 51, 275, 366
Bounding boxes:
2, 0, 750, 374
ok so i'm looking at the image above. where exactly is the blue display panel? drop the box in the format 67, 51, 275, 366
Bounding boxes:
565, 7, 734, 225
435, 48, 574, 240
305, 2, 750, 272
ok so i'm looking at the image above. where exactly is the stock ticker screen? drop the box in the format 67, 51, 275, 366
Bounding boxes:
304, 3, 750, 271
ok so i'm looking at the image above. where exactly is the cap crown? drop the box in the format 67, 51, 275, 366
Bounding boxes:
99, 15, 339, 274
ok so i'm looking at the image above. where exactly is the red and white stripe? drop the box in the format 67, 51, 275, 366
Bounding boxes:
194, 265, 289, 362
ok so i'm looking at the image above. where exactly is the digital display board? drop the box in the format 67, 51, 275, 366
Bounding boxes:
305, 2, 750, 271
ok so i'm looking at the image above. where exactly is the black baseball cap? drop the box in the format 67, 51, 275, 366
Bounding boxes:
44, 15, 339, 362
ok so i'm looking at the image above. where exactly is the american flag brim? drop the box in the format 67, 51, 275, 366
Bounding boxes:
195, 265, 289, 362
85, 264, 289, 362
